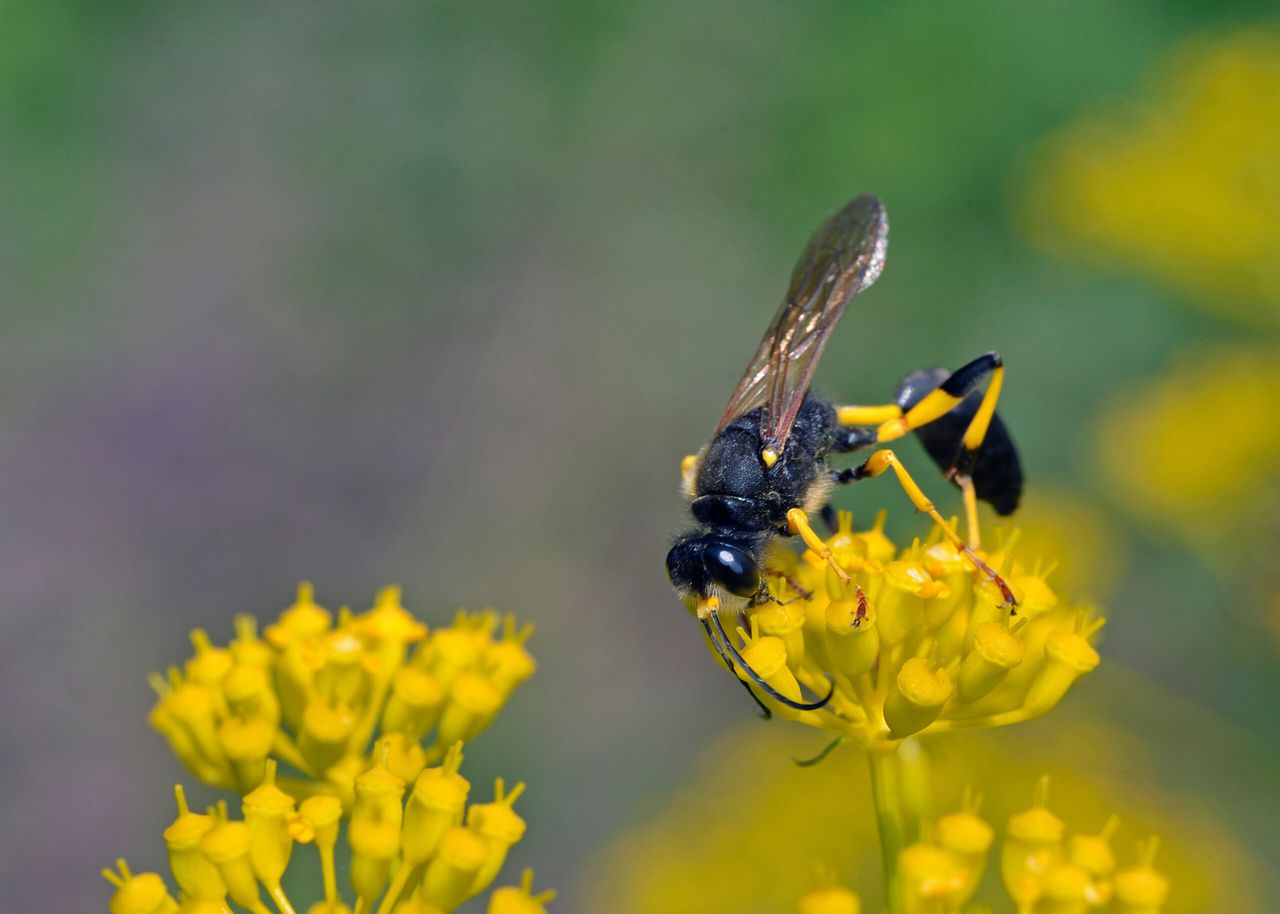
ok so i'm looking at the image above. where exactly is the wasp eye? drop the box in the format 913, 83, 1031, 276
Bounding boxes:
702, 543, 759, 597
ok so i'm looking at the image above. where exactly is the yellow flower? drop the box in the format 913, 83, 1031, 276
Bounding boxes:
714, 511, 1103, 748
579, 705, 1269, 914
1093, 346, 1280, 543
147, 584, 536, 803
1023, 26, 1280, 325
102, 745, 552, 914
801, 780, 1167, 914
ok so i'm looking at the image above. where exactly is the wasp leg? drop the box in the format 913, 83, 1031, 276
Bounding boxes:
821, 503, 839, 534
837, 449, 1017, 608
874, 353, 1004, 455
837, 353, 1009, 544
835, 404, 904, 425
785, 508, 850, 585
958, 475, 982, 549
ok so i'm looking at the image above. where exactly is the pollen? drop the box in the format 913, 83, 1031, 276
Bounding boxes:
148, 584, 536, 803
710, 510, 1105, 749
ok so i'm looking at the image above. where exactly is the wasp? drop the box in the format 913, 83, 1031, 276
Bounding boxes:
665, 194, 1023, 713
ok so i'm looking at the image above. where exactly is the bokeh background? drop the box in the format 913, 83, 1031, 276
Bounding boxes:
4, 2, 1279, 911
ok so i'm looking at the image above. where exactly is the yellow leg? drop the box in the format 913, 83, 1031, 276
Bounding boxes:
959, 475, 981, 549
786, 508, 850, 585
875, 354, 1005, 452
836, 403, 903, 425
961, 364, 1003, 453
855, 450, 1016, 606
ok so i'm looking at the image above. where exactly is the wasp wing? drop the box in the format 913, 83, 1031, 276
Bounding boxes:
715, 194, 889, 447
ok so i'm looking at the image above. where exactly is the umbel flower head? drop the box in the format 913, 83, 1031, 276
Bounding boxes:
796, 778, 1170, 914
148, 584, 536, 805
712, 511, 1103, 749
101, 745, 555, 914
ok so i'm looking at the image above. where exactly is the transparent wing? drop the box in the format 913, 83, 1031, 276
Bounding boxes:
715, 194, 889, 447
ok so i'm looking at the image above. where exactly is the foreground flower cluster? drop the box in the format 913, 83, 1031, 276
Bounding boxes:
717, 512, 1103, 749
796, 779, 1169, 914
148, 584, 536, 803
102, 747, 552, 914
110, 584, 551, 913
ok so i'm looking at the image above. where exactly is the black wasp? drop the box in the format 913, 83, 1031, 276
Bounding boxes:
665, 194, 1023, 713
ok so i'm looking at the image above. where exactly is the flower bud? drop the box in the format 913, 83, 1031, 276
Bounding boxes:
1069, 817, 1118, 880
898, 843, 965, 914
222, 664, 280, 726
1022, 629, 1100, 717
484, 619, 538, 697
229, 615, 274, 668
957, 622, 1024, 704
200, 821, 263, 911
1001, 778, 1064, 907
242, 760, 296, 886
878, 562, 944, 646
487, 870, 556, 914
796, 885, 861, 914
403, 743, 472, 864
739, 634, 806, 720
185, 629, 233, 687
1037, 862, 1095, 914
167, 680, 225, 773
420, 826, 489, 911
824, 594, 879, 681
382, 730, 428, 784
264, 582, 332, 648
884, 659, 953, 739
1113, 839, 1170, 914
467, 779, 528, 895
348, 752, 406, 904
427, 628, 481, 688
162, 786, 225, 902
753, 601, 807, 669
934, 805, 993, 905
103, 861, 180, 914
299, 699, 356, 773
380, 666, 446, 743
436, 673, 504, 747
218, 715, 276, 791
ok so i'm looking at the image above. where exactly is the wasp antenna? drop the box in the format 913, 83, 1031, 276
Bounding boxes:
706, 611, 835, 711
700, 616, 771, 719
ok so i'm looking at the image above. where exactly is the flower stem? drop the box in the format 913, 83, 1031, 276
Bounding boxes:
868, 745, 905, 914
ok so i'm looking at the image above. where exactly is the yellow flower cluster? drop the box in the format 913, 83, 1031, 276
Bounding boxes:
1094, 346, 1280, 541
1024, 28, 1280, 324
148, 584, 536, 804
101, 747, 554, 914
796, 780, 1170, 914
717, 512, 1103, 748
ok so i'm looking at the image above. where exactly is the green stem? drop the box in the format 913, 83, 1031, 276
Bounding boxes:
868, 746, 905, 914
897, 737, 932, 846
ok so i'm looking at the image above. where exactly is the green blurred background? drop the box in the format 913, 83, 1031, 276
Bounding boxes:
4, 2, 1278, 911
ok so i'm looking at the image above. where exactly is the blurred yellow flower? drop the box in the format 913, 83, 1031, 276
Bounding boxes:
714, 511, 1102, 748
102, 746, 554, 914
1093, 346, 1280, 543
1023, 27, 1280, 325
148, 584, 536, 806
581, 702, 1268, 914
796, 780, 1171, 914
999, 489, 1123, 601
